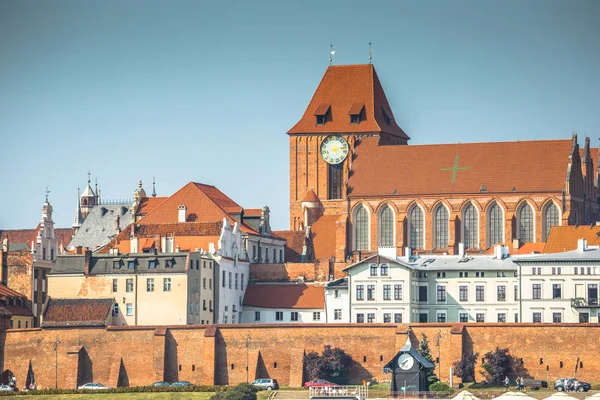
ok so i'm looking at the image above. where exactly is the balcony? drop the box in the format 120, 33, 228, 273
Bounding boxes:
571, 298, 599, 308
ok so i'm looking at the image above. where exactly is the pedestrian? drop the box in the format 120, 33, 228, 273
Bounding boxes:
504, 376, 510, 390
519, 377, 524, 391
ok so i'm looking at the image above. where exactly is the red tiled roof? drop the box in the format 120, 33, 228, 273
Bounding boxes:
311, 215, 340, 261
288, 64, 409, 139
136, 197, 168, 216
483, 242, 546, 255
543, 225, 600, 253
243, 283, 324, 309
55, 228, 73, 249
301, 189, 319, 203
5, 305, 33, 317
273, 230, 306, 263
1, 226, 71, 250
42, 298, 113, 328
244, 208, 263, 217
349, 138, 573, 196
0, 283, 27, 299
98, 221, 223, 253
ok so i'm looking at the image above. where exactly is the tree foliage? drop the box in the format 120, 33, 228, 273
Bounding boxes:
303, 345, 353, 384
481, 347, 513, 385
452, 353, 479, 382
418, 334, 439, 386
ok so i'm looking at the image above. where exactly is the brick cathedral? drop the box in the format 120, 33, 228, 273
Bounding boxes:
287, 64, 599, 261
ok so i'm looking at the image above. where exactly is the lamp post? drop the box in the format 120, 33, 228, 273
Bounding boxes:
53, 336, 60, 389
246, 333, 251, 383
435, 331, 442, 381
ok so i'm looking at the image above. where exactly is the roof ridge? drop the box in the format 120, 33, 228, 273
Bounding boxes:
370, 64, 383, 133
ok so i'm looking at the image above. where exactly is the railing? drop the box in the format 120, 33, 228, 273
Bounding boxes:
571, 298, 599, 308
309, 386, 367, 400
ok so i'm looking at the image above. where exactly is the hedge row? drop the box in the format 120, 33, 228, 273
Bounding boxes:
0, 384, 222, 396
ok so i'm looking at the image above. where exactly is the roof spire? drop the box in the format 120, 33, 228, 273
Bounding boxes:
87, 170, 91, 185
369, 42, 372, 64
152, 176, 157, 197
72, 186, 83, 229
45, 186, 50, 203
329, 44, 335, 66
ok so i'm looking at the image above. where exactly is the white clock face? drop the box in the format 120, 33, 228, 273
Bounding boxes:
320, 135, 349, 165
398, 353, 415, 370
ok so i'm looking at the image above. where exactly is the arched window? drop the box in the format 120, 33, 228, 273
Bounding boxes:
355, 205, 369, 250
487, 202, 503, 247
379, 204, 394, 247
463, 203, 478, 249
518, 203, 534, 243
409, 206, 423, 249
543, 202, 559, 242
380, 264, 389, 276
370, 264, 378, 276
434, 205, 449, 249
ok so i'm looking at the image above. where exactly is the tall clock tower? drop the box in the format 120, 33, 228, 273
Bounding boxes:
287, 64, 410, 256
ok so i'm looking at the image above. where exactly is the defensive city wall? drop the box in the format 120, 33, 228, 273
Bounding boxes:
1, 321, 599, 389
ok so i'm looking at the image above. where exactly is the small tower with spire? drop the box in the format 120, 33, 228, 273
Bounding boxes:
80, 172, 97, 219
36, 189, 58, 263
72, 187, 83, 235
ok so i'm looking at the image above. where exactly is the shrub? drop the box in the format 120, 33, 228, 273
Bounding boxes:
303, 345, 352, 384
481, 347, 513, 385
453, 353, 479, 382
429, 382, 453, 392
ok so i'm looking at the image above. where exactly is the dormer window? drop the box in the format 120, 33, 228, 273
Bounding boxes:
349, 104, 364, 124
382, 108, 391, 125
314, 104, 330, 125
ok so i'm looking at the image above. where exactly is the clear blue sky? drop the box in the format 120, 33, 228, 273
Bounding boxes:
1, 0, 599, 231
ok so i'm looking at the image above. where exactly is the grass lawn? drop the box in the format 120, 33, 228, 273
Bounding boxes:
6, 392, 215, 400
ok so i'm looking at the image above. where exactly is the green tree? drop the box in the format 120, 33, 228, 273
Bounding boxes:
418, 334, 439, 386
453, 353, 479, 382
481, 347, 513, 385
303, 345, 353, 384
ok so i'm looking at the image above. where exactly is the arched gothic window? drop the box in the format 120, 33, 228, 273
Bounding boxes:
518, 203, 534, 243
543, 202, 559, 242
463, 203, 478, 249
487, 202, 503, 247
434, 205, 449, 249
409, 206, 423, 249
355, 205, 369, 250
379, 204, 394, 247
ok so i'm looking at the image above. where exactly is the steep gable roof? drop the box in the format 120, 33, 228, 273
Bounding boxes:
136, 196, 167, 216
273, 230, 305, 263
311, 215, 341, 261
349, 138, 573, 196
288, 64, 409, 139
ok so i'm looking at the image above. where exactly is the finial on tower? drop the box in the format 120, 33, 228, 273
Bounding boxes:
45, 187, 50, 203
369, 42, 372, 64
329, 44, 335, 66
87, 170, 91, 184
152, 176, 156, 198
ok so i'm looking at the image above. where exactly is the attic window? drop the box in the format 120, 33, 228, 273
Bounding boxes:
382, 108, 391, 125
127, 260, 135, 269
113, 261, 121, 269
149, 260, 157, 269
314, 104, 330, 125
349, 104, 364, 124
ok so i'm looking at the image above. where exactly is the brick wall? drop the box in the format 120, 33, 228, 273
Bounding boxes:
2, 323, 599, 390
250, 261, 349, 282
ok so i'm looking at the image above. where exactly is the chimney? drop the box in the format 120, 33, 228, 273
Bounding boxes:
404, 247, 411, 262
84, 249, 92, 276
577, 238, 587, 252
458, 243, 465, 257
76, 246, 83, 255
130, 237, 139, 253
513, 238, 521, 250
178, 204, 187, 223
494, 244, 502, 259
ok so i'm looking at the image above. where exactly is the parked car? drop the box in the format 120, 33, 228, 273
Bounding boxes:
78, 382, 109, 390
304, 379, 337, 389
554, 378, 591, 392
171, 381, 193, 387
523, 379, 548, 390
151, 381, 171, 386
0, 385, 13, 391
251, 378, 279, 390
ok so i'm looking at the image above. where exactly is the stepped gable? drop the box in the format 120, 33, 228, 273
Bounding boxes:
288, 64, 409, 139
349, 138, 573, 196
243, 283, 324, 309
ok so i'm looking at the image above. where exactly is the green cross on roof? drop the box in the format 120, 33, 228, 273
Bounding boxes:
440, 155, 470, 184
